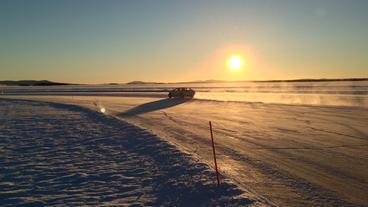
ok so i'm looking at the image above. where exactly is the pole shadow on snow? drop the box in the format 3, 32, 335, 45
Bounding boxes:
118, 98, 190, 116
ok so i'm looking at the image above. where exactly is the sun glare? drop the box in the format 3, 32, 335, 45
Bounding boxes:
228, 55, 242, 71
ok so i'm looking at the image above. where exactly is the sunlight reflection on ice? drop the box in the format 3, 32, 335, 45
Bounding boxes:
100, 107, 106, 113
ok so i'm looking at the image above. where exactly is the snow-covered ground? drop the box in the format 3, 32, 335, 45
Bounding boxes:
3, 94, 367, 207
1, 80, 367, 206
0, 98, 266, 206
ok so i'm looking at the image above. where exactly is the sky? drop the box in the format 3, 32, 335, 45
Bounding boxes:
0, 0, 367, 83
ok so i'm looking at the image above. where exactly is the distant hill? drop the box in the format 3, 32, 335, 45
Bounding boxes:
127, 81, 163, 85
127, 78, 367, 85
4, 78, 364, 86
0, 80, 72, 86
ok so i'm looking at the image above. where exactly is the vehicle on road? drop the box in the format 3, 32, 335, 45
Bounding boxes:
168, 88, 195, 99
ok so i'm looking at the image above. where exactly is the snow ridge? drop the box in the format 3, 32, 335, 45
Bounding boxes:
0, 99, 261, 206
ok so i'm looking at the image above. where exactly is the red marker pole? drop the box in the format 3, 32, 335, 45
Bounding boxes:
209, 121, 220, 187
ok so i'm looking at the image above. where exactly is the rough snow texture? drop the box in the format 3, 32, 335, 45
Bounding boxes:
13, 95, 367, 207
0, 99, 262, 206
4, 95, 368, 207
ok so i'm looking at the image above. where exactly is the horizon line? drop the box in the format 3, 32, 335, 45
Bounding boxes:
1, 77, 367, 86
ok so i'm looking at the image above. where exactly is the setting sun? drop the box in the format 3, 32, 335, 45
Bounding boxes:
227, 55, 242, 71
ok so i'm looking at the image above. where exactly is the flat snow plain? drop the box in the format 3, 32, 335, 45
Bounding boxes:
2, 95, 368, 207
0, 98, 265, 206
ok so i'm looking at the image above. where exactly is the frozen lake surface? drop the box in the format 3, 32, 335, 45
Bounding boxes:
2, 80, 367, 107
1, 80, 367, 206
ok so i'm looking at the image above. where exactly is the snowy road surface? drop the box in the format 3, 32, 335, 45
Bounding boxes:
2, 95, 368, 207
0, 99, 265, 206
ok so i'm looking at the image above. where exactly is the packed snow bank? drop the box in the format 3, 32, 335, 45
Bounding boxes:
0, 99, 266, 206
